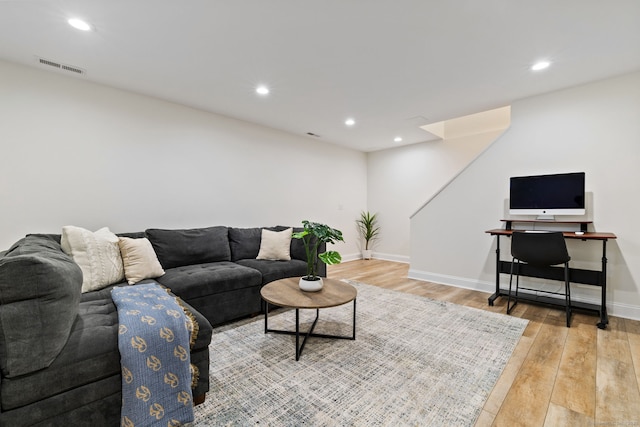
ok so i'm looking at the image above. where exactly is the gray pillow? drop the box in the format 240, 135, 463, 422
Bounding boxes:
145, 226, 231, 269
0, 235, 82, 377
228, 227, 262, 261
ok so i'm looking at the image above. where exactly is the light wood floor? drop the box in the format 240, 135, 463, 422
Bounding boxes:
328, 259, 640, 427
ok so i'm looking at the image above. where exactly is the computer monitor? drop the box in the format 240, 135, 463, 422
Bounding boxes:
509, 172, 585, 219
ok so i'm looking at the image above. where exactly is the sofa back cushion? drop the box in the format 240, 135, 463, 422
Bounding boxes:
117, 231, 146, 239
228, 227, 262, 261
0, 235, 82, 378
145, 227, 230, 269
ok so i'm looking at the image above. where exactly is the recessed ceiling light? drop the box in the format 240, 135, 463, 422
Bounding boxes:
255, 85, 270, 95
68, 18, 92, 31
394, 137, 403, 143
345, 118, 355, 126
531, 60, 551, 71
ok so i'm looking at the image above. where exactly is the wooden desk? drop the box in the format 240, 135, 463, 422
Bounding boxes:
485, 228, 616, 329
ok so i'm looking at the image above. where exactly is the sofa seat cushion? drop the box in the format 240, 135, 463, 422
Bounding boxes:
146, 227, 230, 269
155, 262, 262, 301
85, 281, 213, 352
235, 259, 307, 285
0, 235, 82, 378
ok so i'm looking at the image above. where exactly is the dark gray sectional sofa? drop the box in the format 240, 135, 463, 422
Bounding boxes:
0, 225, 322, 426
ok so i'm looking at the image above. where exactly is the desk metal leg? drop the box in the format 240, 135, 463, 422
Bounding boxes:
598, 240, 609, 329
488, 235, 501, 306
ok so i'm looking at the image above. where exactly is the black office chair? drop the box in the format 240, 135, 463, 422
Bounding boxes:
507, 231, 572, 327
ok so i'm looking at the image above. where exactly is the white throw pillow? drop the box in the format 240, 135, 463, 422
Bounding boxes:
61, 226, 125, 293
117, 237, 165, 285
256, 228, 292, 261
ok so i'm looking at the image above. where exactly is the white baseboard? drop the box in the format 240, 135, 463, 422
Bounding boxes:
408, 269, 495, 293
341, 253, 364, 262
342, 252, 410, 263
407, 268, 640, 322
372, 252, 410, 263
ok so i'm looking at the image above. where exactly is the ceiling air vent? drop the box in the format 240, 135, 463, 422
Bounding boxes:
36, 57, 86, 76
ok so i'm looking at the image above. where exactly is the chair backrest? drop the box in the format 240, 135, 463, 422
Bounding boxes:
511, 231, 570, 266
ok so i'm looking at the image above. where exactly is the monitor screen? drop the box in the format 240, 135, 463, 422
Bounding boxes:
509, 172, 585, 217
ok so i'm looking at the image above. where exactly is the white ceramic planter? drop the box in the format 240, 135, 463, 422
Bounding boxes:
299, 276, 323, 292
362, 250, 373, 260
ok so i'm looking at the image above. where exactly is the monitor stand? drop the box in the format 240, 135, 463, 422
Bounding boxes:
536, 215, 555, 221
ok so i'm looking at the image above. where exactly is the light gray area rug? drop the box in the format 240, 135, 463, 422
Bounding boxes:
194, 281, 528, 426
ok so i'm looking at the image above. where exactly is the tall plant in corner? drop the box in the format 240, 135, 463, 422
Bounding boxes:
356, 211, 380, 259
292, 220, 344, 291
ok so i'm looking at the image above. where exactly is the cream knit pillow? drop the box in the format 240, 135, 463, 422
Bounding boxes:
61, 226, 125, 293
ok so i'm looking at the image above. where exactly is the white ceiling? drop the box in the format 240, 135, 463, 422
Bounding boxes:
1, 1, 639, 152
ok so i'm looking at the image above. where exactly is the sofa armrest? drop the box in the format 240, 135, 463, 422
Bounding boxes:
0, 235, 82, 378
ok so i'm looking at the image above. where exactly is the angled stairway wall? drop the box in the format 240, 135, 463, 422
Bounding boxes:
365, 107, 509, 262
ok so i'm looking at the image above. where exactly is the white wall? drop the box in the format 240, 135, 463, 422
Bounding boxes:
409, 71, 640, 320
366, 131, 502, 262
0, 60, 367, 258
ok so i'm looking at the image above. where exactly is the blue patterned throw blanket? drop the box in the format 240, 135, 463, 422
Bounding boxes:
112, 283, 198, 427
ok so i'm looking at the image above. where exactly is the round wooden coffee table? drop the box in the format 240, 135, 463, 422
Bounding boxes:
260, 277, 357, 360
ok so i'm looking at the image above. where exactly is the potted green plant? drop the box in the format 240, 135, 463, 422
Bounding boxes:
356, 211, 380, 260
292, 220, 344, 291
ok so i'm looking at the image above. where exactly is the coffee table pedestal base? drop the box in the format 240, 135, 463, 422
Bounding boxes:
263, 301, 356, 361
